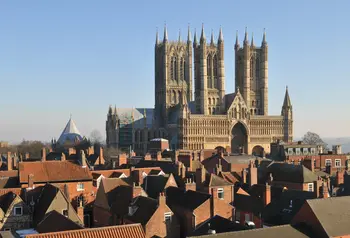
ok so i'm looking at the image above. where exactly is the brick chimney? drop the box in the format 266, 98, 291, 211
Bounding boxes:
41, 148, 46, 162
242, 169, 247, 184
158, 192, 166, 206
156, 151, 162, 161
175, 150, 179, 162
263, 183, 271, 206
7, 151, 13, 171
87, 146, 94, 156
28, 174, 34, 189
130, 167, 143, 186
99, 147, 105, 165
13, 153, 18, 169
61, 153, 66, 161
144, 153, 152, 161
77, 200, 84, 227
319, 182, 329, 198
302, 158, 314, 172
336, 170, 344, 186
118, 153, 127, 167
80, 150, 87, 167
248, 160, 257, 187
132, 182, 142, 198
185, 178, 196, 191
196, 166, 207, 190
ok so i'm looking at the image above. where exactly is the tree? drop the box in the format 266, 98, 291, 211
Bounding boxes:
302, 131, 328, 152
16, 140, 45, 158
89, 129, 103, 145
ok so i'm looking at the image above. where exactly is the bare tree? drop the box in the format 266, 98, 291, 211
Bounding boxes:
16, 140, 45, 158
302, 131, 328, 152
89, 129, 103, 145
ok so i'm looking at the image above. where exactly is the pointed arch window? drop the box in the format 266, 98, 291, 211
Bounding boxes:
255, 57, 260, 80
213, 55, 218, 88
174, 57, 178, 81
172, 90, 176, 104
250, 56, 254, 80
182, 58, 186, 81
180, 57, 184, 82
207, 55, 212, 88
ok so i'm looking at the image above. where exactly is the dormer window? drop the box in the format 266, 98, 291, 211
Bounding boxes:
164, 212, 172, 223
217, 188, 224, 200
295, 148, 301, 155
77, 183, 84, 191
288, 148, 293, 155
14, 206, 23, 216
303, 148, 308, 155
308, 183, 314, 192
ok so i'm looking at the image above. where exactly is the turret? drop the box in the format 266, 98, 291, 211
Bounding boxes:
234, 30, 240, 50
262, 28, 267, 47
200, 24, 206, 44
163, 24, 168, 43
281, 86, 292, 118
243, 27, 251, 111
260, 29, 269, 115
187, 25, 192, 44
217, 27, 225, 112
155, 28, 159, 46
218, 26, 223, 44
243, 27, 249, 46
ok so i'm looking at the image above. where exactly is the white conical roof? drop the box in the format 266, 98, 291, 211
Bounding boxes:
57, 117, 83, 145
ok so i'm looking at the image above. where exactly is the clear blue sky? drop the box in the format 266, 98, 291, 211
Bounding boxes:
1, 0, 349, 143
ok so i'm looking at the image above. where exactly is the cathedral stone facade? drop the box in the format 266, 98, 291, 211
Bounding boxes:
106, 25, 293, 156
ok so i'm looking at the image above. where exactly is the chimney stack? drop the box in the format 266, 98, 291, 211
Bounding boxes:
175, 150, 180, 162
41, 148, 46, 162
61, 153, 66, 161
77, 200, 85, 227
118, 153, 127, 167
7, 151, 13, 171
28, 174, 34, 189
25, 152, 30, 160
263, 183, 271, 206
248, 160, 257, 186
158, 192, 166, 206
144, 153, 152, 161
320, 182, 329, 198
156, 151, 162, 161
336, 169, 344, 186
88, 146, 94, 156
242, 169, 247, 184
80, 150, 87, 167
99, 147, 105, 165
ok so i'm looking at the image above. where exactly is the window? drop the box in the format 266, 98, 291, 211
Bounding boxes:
325, 159, 332, 167
164, 212, 172, 223
62, 209, 68, 217
308, 183, 314, 192
14, 206, 22, 216
288, 148, 293, 155
77, 183, 84, 191
295, 148, 301, 155
311, 148, 316, 154
303, 148, 309, 154
217, 188, 224, 200
235, 211, 240, 221
245, 213, 250, 222
335, 159, 341, 168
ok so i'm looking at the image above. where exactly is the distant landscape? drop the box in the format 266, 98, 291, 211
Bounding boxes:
295, 137, 350, 153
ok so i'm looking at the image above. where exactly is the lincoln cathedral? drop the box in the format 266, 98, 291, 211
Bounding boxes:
106, 25, 293, 156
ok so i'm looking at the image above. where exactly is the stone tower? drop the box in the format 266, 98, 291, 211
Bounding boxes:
235, 28, 268, 116
106, 105, 119, 148
194, 25, 225, 115
154, 25, 193, 127
281, 86, 293, 142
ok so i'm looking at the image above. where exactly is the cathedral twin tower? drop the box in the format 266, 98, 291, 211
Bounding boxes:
154, 25, 268, 127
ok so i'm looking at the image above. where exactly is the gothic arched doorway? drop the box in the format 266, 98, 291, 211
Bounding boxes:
231, 122, 248, 154
252, 145, 265, 157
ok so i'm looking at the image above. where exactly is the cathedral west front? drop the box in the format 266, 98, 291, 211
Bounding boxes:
106, 25, 293, 156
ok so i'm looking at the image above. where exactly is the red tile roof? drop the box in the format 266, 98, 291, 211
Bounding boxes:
0, 170, 18, 177
0, 188, 22, 196
26, 224, 145, 238
19, 161, 92, 184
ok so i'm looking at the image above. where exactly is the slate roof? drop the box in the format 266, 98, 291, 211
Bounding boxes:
26, 223, 145, 238
19, 161, 92, 184
126, 196, 158, 226
263, 190, 315, 226
0, 191, 17, 214
57, 118, 83, 145
191, 215, 247, 236
203, 173, 233, 187
142, 174, 175, 199
305, 196, 350, 237
267, 163, 318, 183
115, 108, 153, 128
188, 225, 309, 238
166, 187, 210, 210
36, 210, 83, 234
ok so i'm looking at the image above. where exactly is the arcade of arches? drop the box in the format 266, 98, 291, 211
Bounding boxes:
231, 122, 248, 154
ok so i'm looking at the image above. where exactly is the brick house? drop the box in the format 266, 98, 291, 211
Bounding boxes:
196, 166, 234, 219
125, 194, 180, 238
166, 186, 211, 237
264, 163, 322, 196
93, 177, 139, 226
0, 191, 31, 231
18, 161, 93, 204
292, 196, 350, 238
30, 183, 83, 227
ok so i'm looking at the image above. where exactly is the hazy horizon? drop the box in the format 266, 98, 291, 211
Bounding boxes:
1, 1, 350, 143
